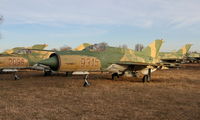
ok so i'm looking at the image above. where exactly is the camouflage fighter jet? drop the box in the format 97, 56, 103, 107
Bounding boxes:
0, 44, 52, 79
158, 44, 192, 68
186, 52, 200, 63
36, 40, 163, 86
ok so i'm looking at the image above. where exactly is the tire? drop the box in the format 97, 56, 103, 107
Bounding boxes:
112, 73, 119, 80
147, 75, 151, 82
44, 71, 52, 76
142, 75, 148, 82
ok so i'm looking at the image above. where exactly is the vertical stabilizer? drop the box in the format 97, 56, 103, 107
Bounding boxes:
177, 44, 192, 54
141, 39, 164, 58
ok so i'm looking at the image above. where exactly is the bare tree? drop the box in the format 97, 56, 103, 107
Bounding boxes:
135, 44, 144, 51
90, 42, 108, 51
51, 48, 58, 51
192, 51, 198, 53
60, 45, 72, 51
119, 44, 128, 49
122, 44, 128, 49
97, 42, 108, 51
0, 15, 3, 24
0, 15, 3, 39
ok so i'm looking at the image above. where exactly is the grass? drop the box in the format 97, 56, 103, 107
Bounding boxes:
0, 64, 199, 120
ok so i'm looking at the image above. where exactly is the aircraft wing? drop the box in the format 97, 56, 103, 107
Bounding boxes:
115, 61, 158, 66
161, 58, 182, 60
106, 61, 159, 74
0, 67, 34, 73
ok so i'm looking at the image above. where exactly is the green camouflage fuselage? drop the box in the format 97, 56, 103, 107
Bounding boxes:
2, 44, 48, 55
158, 44, 192, 62
159, 52, 184, 60
189, 53, 200, 58
187, 53, 200, 62
55, 46, 158, 70
0, 50, 52, 69
40, 39, 163, 73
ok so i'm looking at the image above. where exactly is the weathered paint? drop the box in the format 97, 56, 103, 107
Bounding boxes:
0, 57, 29, 68
0, 44, 51, 70
59, 55, 101, 71
177, 44, 192, 54
120, 49, 146, 62
2, 44, 48, 54
149, 40, 157, 58
39, 40, 163, 73
189, 53, 200, 58
74, 43, 91, 51
159, 44, 192, 60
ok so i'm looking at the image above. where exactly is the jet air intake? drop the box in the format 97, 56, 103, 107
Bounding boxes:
39, 53, 101, 72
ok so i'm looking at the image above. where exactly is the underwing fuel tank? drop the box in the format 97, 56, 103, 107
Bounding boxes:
39, 53, 101, 72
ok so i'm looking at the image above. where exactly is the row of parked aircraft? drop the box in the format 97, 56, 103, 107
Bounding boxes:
0, 40, 199, 86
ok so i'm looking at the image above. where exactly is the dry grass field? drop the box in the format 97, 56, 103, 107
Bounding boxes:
0, 64, 199, 120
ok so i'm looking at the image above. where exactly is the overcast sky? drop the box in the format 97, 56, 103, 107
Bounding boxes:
0, 0, 200, 52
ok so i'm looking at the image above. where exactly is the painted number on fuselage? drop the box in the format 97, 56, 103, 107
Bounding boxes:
9, 58, 25, 66
81, 58, 99, 67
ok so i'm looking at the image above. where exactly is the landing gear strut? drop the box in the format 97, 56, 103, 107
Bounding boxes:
83, 74, 90, 87
112, 73, 119, 80
14, 73, 20, 80
142, 68, 151, 82
66, 72, 73, 77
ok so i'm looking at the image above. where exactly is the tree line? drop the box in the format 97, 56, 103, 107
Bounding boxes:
52, 42, 144, 51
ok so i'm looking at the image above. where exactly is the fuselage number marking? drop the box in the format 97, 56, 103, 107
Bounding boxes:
81, 58, 99, 67
9, 58, 25, 66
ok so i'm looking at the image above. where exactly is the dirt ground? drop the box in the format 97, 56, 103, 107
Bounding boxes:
0, 64, 199, 120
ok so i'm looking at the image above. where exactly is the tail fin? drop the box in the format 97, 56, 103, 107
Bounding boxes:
32, 44, 48, 50
177, 44, 192, 54
141, 39, 164, 58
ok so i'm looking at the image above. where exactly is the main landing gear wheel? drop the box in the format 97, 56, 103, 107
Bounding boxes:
44, 71, 52, 76
112, 73, 119, 80
142, 69, 151, 82
142, 75, 151, 82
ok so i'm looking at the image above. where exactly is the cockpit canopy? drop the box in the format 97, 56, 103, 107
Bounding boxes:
14, 49, 32, 54
84, 42, 108, 52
